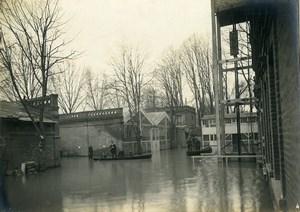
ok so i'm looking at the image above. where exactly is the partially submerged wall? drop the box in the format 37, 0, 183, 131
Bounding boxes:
59, 108, 124, 156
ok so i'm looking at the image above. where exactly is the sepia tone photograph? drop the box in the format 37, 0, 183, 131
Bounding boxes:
0, 0, 299, 211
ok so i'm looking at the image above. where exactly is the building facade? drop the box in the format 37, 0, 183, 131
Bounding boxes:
202, 113, 259, 154
0, 94, 60, 174
123, 109, 171, 154
145, 106, 197, 148
59, 108, 124, 156
212, 0, 300, 209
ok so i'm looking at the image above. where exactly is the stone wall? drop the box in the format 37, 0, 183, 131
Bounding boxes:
59, 108, 124, 156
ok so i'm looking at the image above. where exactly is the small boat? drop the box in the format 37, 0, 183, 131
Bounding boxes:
186, 146, 212, 156
93, 153, 152, 161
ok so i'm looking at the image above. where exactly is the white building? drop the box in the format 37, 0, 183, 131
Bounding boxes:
201, 113, 259, 154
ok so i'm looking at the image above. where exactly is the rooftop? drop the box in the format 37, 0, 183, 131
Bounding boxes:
0, 101, 55, 123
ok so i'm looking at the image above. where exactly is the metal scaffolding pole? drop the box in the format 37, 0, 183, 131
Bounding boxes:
232, 24, 241, 158
211, 0, 222, 157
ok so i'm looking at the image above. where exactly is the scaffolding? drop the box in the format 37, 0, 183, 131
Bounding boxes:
211, 0, 258, 160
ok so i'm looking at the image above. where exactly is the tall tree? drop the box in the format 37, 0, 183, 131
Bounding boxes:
141, 84, 166, 109
156, 47, 183, 148
109, 44, 148, 154
85, 67, 110, 111
51, 62, 85, 114
0, 49, 41, 101
0, 0, 76, 169
181, 34, 214, 125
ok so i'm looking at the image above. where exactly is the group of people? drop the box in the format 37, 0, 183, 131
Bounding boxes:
187, 137, 201, 152
89, 142, 130, 159
110, 143, 126, 158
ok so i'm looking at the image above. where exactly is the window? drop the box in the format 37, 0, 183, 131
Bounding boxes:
176, 115, 185, 125
241, 117, 248, 123
203, 120, 209, 127
209, 119, 216, 127
249, 117, 256, 122
209, 134, 217, 141
203, 135, 209, 141
225, 118, 231, 124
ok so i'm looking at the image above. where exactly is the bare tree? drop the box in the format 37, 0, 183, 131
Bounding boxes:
0, 0, 77, 169
181, 34, 214, 124
221, 22, 254, 113
109, 44, 148, 154
85, 67, 110, 111
141, 84, 166, 109
51, 62, 85, 114
0, 48, 41, 100
156, 47, 183, 148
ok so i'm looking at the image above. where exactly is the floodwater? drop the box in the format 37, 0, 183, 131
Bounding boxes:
2, 148, 273, 212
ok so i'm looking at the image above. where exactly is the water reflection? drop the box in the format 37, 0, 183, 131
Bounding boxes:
3, 149, 273, 212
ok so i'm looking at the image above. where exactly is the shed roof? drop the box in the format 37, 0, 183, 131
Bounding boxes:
146, 111, 170, 126
0, 101, 55, 123
124, 109, 170, 126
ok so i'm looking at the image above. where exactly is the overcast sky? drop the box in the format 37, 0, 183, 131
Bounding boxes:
60, 0, 212, 74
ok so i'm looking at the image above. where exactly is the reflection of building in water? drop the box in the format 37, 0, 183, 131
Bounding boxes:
201, 113, 258, 154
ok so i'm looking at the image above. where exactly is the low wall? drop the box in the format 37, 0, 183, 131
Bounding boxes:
59, 108, 124, 156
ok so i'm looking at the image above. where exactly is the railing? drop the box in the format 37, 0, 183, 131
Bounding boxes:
25, 94, 58, 108
59, 108, 123, 122
191, 154, 263, 164
123, 140, 152, 154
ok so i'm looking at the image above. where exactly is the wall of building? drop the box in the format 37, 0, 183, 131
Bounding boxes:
145, 106, 197, 148
276, 1, 300, 208
0, 94, 61, 173
202, 113, 259, 153
249, 0, 299, 209
0, 119, 59, 172
124, 113, 171, 153
59, 108, 124, 156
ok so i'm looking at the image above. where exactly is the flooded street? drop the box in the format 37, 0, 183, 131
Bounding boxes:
3, 149, 273, 212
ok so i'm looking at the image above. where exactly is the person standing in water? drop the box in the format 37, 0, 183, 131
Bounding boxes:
110, 142, 117, 158
88, 146, 93, 159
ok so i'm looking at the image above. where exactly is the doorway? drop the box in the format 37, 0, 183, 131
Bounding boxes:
150, 128, 160, 152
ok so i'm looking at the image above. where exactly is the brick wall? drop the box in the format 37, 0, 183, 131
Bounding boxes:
0, 119, 58, 172
245, 0, 300, 209
276, 1, 300, 208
